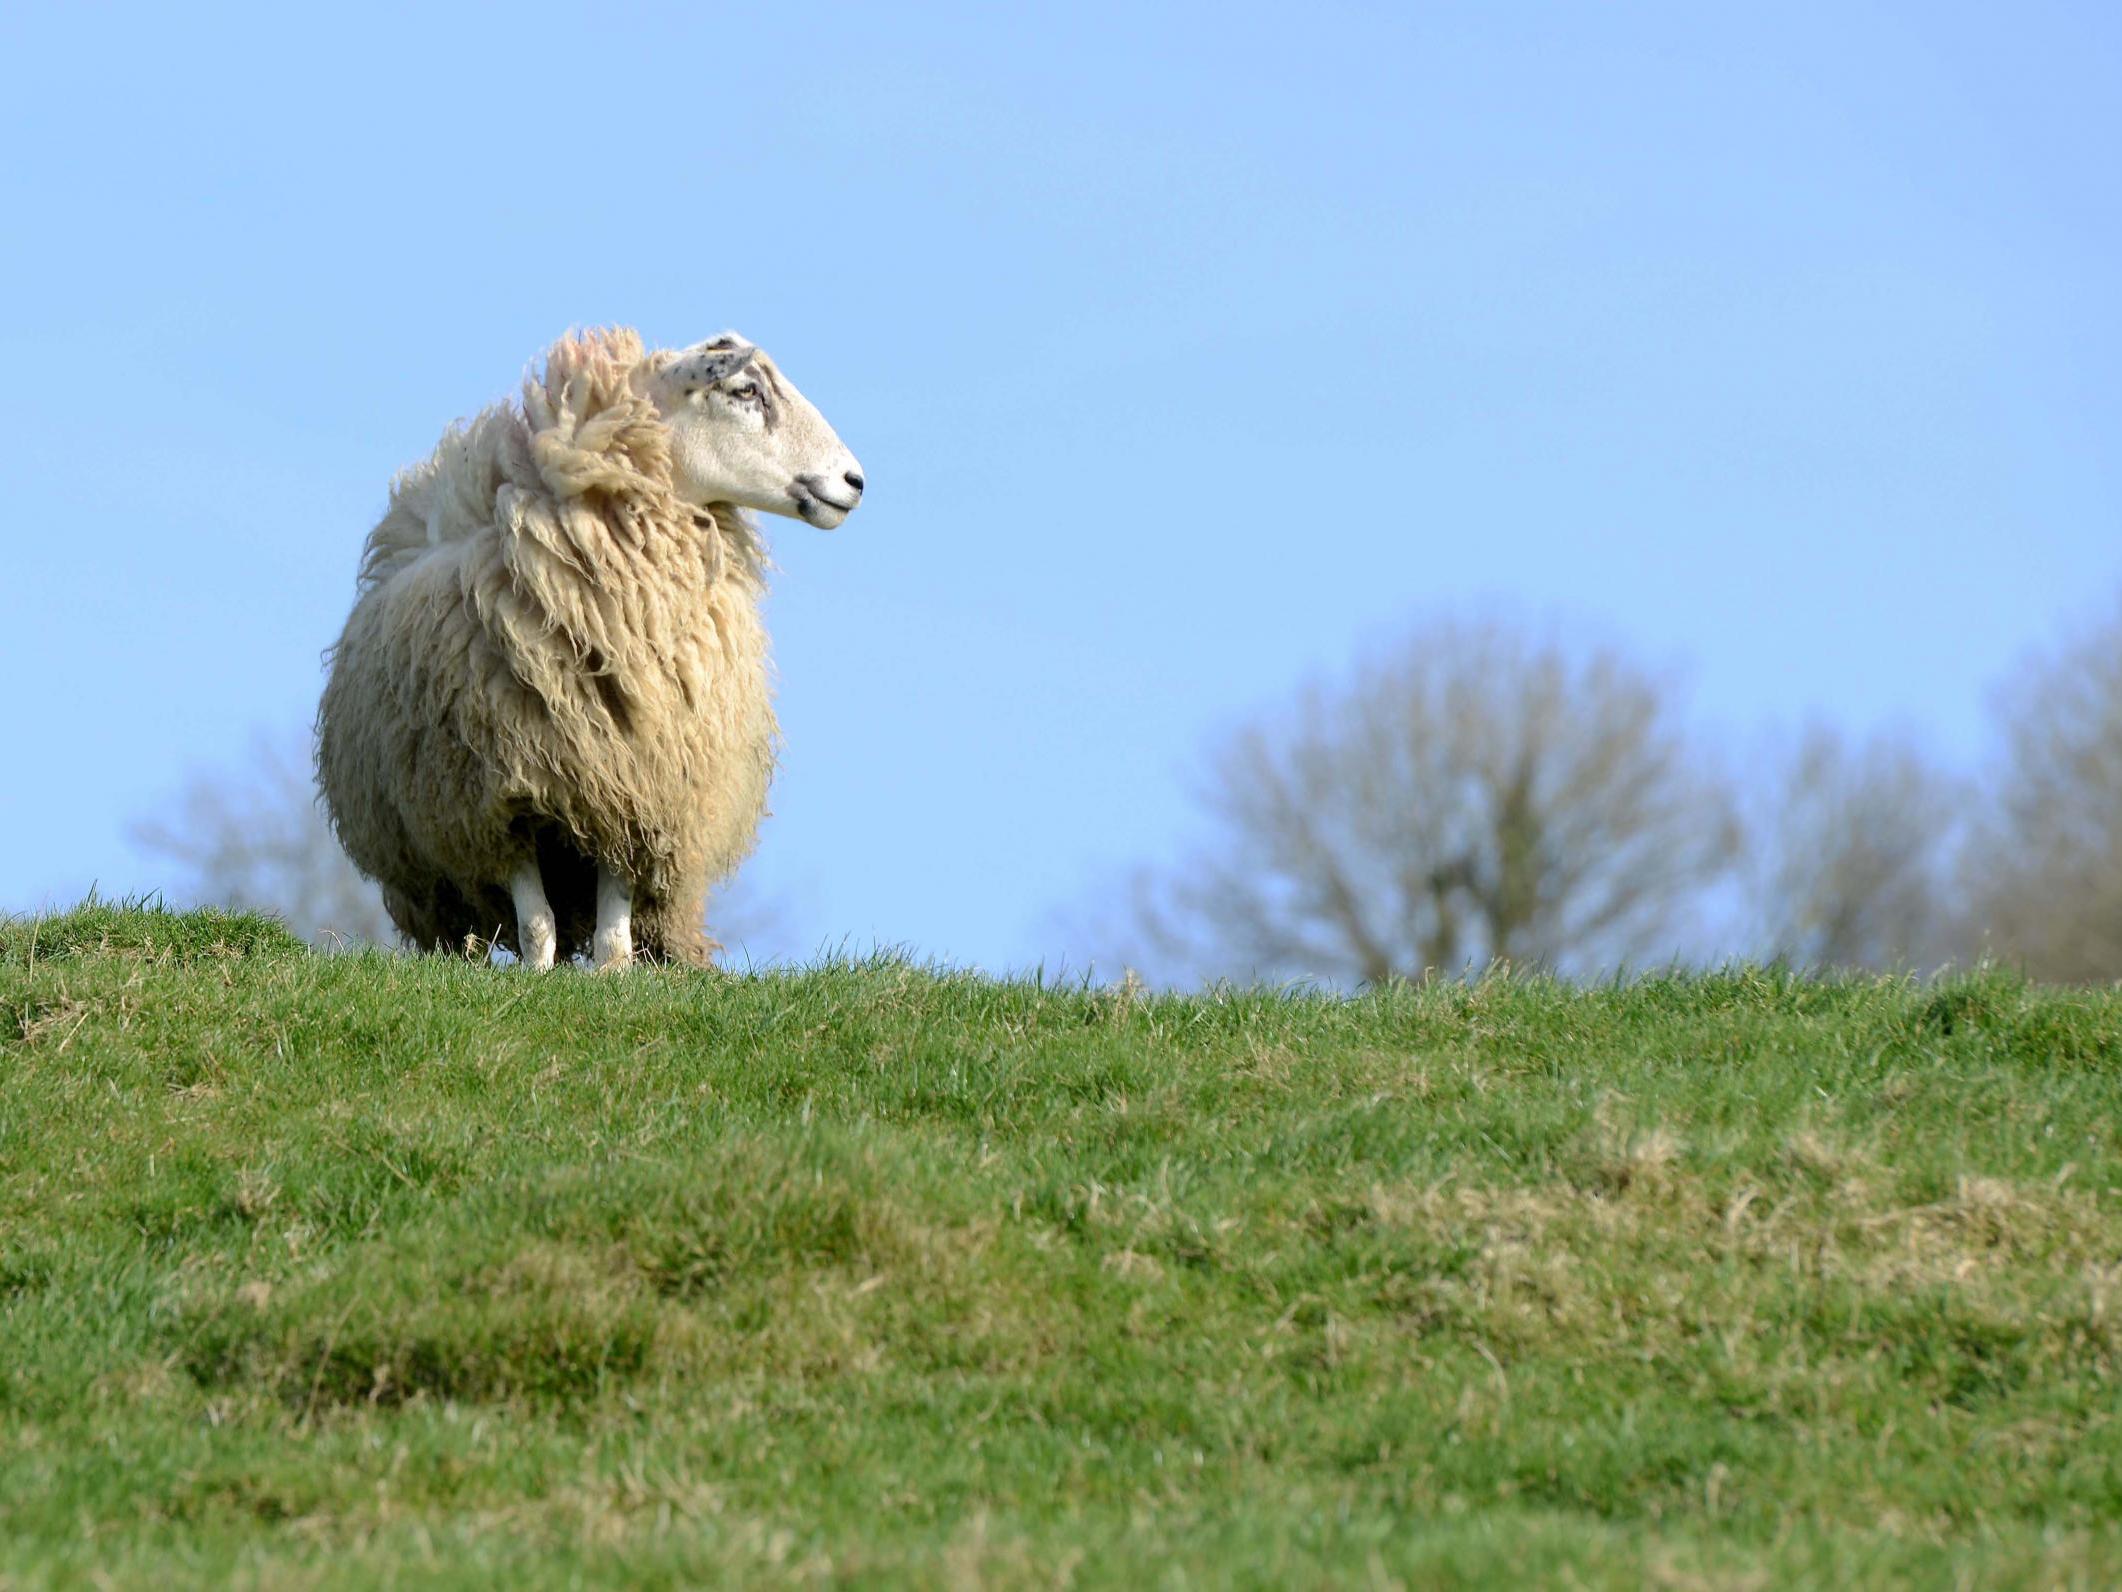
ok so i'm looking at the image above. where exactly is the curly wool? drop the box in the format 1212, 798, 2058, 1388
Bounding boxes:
316, 327, 774, 963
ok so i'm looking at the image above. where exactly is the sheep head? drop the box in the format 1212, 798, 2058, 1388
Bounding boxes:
646, 334, 865, 528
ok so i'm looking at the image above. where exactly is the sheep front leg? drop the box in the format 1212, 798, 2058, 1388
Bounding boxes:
593, 865, 634, 971
510, 862, 558, 971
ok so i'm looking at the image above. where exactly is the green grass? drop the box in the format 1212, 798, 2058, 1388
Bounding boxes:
4, 902, 2121, 1587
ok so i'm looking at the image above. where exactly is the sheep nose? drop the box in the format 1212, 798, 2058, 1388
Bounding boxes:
843, 471, 865, 494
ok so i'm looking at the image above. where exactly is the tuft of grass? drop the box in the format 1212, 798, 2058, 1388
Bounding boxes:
2, 907, 2120, 1586
1, 894, 306, 968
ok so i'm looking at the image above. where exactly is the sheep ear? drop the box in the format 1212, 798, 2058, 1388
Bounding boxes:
673, 344, 756, 387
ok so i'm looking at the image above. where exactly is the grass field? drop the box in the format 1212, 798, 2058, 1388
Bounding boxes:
3, 903, 2120, 1587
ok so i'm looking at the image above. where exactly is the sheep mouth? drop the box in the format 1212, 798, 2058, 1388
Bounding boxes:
791, 483, 858, 524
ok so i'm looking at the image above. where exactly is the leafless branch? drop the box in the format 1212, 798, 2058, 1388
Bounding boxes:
1097, 618, 1739, 986
1747, 723, 1965, 971
132, 730, 398, 947
1963, 598, 2122, 982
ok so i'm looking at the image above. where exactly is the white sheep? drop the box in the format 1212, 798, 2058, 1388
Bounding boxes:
316, 327, 863, 968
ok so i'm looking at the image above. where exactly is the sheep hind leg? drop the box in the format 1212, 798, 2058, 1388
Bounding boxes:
511, 862, 558, 971
592, 866, 634, 972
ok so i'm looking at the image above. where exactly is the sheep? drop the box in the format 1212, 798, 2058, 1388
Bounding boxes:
315, 326, 864, 969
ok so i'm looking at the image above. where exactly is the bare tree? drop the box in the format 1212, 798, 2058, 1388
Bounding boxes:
1105, 619, 1739, 986
1747, 723, 1964, 971
132, 731, 398, 947
1964, 598, 2122, 982
134, 730, 788, 958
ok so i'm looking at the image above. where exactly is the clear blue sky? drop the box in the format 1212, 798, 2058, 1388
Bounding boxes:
2, 1, 2117, 969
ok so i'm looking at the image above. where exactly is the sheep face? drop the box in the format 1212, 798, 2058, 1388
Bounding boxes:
649, 335, 865, 529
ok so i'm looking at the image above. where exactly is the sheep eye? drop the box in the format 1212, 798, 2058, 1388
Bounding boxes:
729, 382, 761, 402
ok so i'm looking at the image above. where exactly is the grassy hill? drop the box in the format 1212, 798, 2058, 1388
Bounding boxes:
3, 903, 2120, 1587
